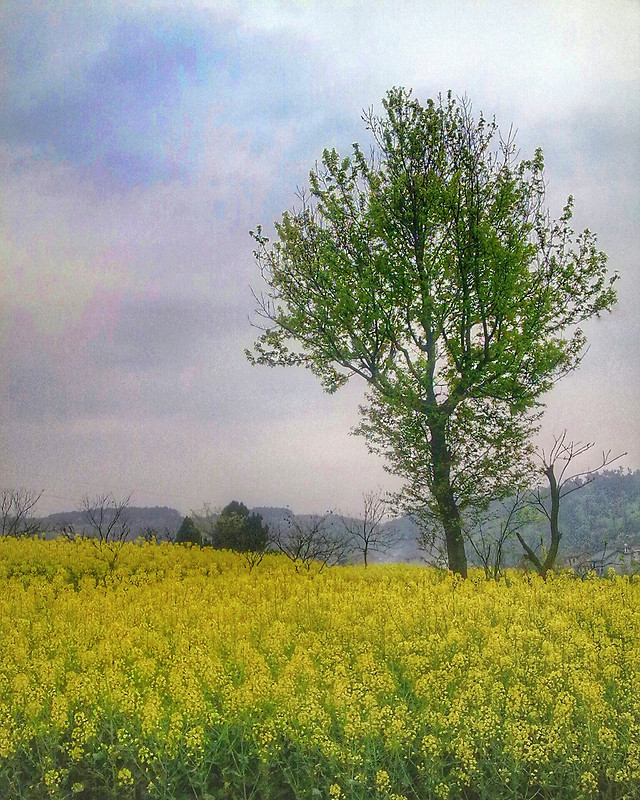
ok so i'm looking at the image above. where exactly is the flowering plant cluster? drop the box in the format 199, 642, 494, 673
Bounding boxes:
0, 538, 638, 799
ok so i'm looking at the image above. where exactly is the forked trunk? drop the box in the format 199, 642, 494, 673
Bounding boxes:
540, 464, 561, 578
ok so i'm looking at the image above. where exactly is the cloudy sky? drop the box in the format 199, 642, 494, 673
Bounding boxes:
1, 0, 638, 517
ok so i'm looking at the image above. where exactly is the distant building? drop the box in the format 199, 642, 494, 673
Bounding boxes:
563, 551, 590, 574
585, 543, 640, 576
560, 543, 640, 576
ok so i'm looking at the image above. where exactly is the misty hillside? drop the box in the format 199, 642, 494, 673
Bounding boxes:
40, 506, 184, 539
518, 469, 640, 556
258, 472, 640, 563
394, 470, 640, 566
32, 470, 640, 564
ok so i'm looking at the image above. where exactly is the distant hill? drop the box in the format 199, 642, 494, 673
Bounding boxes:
40, 506, 183, 540
250, 507, 294, 527
516, 469, 640, 559
31, 470, 639, 564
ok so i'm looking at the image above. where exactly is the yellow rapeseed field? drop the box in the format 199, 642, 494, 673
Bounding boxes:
0, 538, 638, 799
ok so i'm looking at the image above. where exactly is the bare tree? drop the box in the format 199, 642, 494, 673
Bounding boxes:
81, 493, 132, 544
80, 493, 132, 576
239, 546, 267, 573
343, 489, 401, 567
516, 432, 626, 578
465, 491, 529, 580
59, 523, 82, 542
0, 489, 43, 538
270, 513, 351, 573
140, 525, 177, 544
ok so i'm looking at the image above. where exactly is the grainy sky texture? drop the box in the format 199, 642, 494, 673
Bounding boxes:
1, 0, 639, 516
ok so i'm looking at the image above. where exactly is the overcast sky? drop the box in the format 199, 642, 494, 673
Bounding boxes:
1, 0, 638, 517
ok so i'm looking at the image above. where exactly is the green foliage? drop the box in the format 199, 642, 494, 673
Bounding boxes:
176, 515, 202, 547
210, 501, 269, 554
248, 87, 617, 576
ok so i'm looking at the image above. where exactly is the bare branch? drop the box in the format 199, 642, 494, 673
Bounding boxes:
519, 431, 626, 578
0, 488, 44, 538
80, 493, 132, 545
343, 489, 402, 567
79, 493, 132, 579
270, 513, 351, 573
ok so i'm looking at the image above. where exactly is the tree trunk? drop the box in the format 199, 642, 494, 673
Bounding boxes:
541, 465, 561, 577
516, 466, 561, 580
439, 491, 468, 577
430, 421, 468, 577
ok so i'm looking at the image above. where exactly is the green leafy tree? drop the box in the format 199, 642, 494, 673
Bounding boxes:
357, 388, 537, 567
176, 515, 202, 547
248, 88, 617, 576
211, 501, 269, 555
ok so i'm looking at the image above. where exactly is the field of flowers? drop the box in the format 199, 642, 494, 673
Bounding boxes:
0, 538, 638, 800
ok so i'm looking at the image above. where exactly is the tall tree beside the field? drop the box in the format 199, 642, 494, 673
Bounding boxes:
247, 88, 618, 577
358, 388, 538, 564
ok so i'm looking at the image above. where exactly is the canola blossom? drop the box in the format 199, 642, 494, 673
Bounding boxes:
0, 538, 638, 799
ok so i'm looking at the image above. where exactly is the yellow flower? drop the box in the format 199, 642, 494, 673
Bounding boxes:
0, 539, 637, 798
117, 768, 134, 786
376, 769, 391, 793
43, 769, 60, 788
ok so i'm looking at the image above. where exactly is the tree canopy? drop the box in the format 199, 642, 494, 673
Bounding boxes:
211, 501, 269, 554
248, 88, 618, 576
176, 515, 202, 547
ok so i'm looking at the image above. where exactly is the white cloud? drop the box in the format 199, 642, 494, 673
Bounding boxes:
2, 0, 638, 514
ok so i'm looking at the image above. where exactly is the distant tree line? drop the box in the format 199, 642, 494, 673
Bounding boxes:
177, 492, 401, 572
2, 470, 639, 578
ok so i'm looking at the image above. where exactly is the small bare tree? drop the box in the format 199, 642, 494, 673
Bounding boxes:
271, 513, 351, 573
81, 493, 132, 544
140, 525, 177, 544
239, 545, 267, 573
59, 523, 82, 542
343, 489, 401, 567
80, 493, 132, 576
0, 489, 43, 537
465, 491, 530, 580
516, 432, 626, 578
